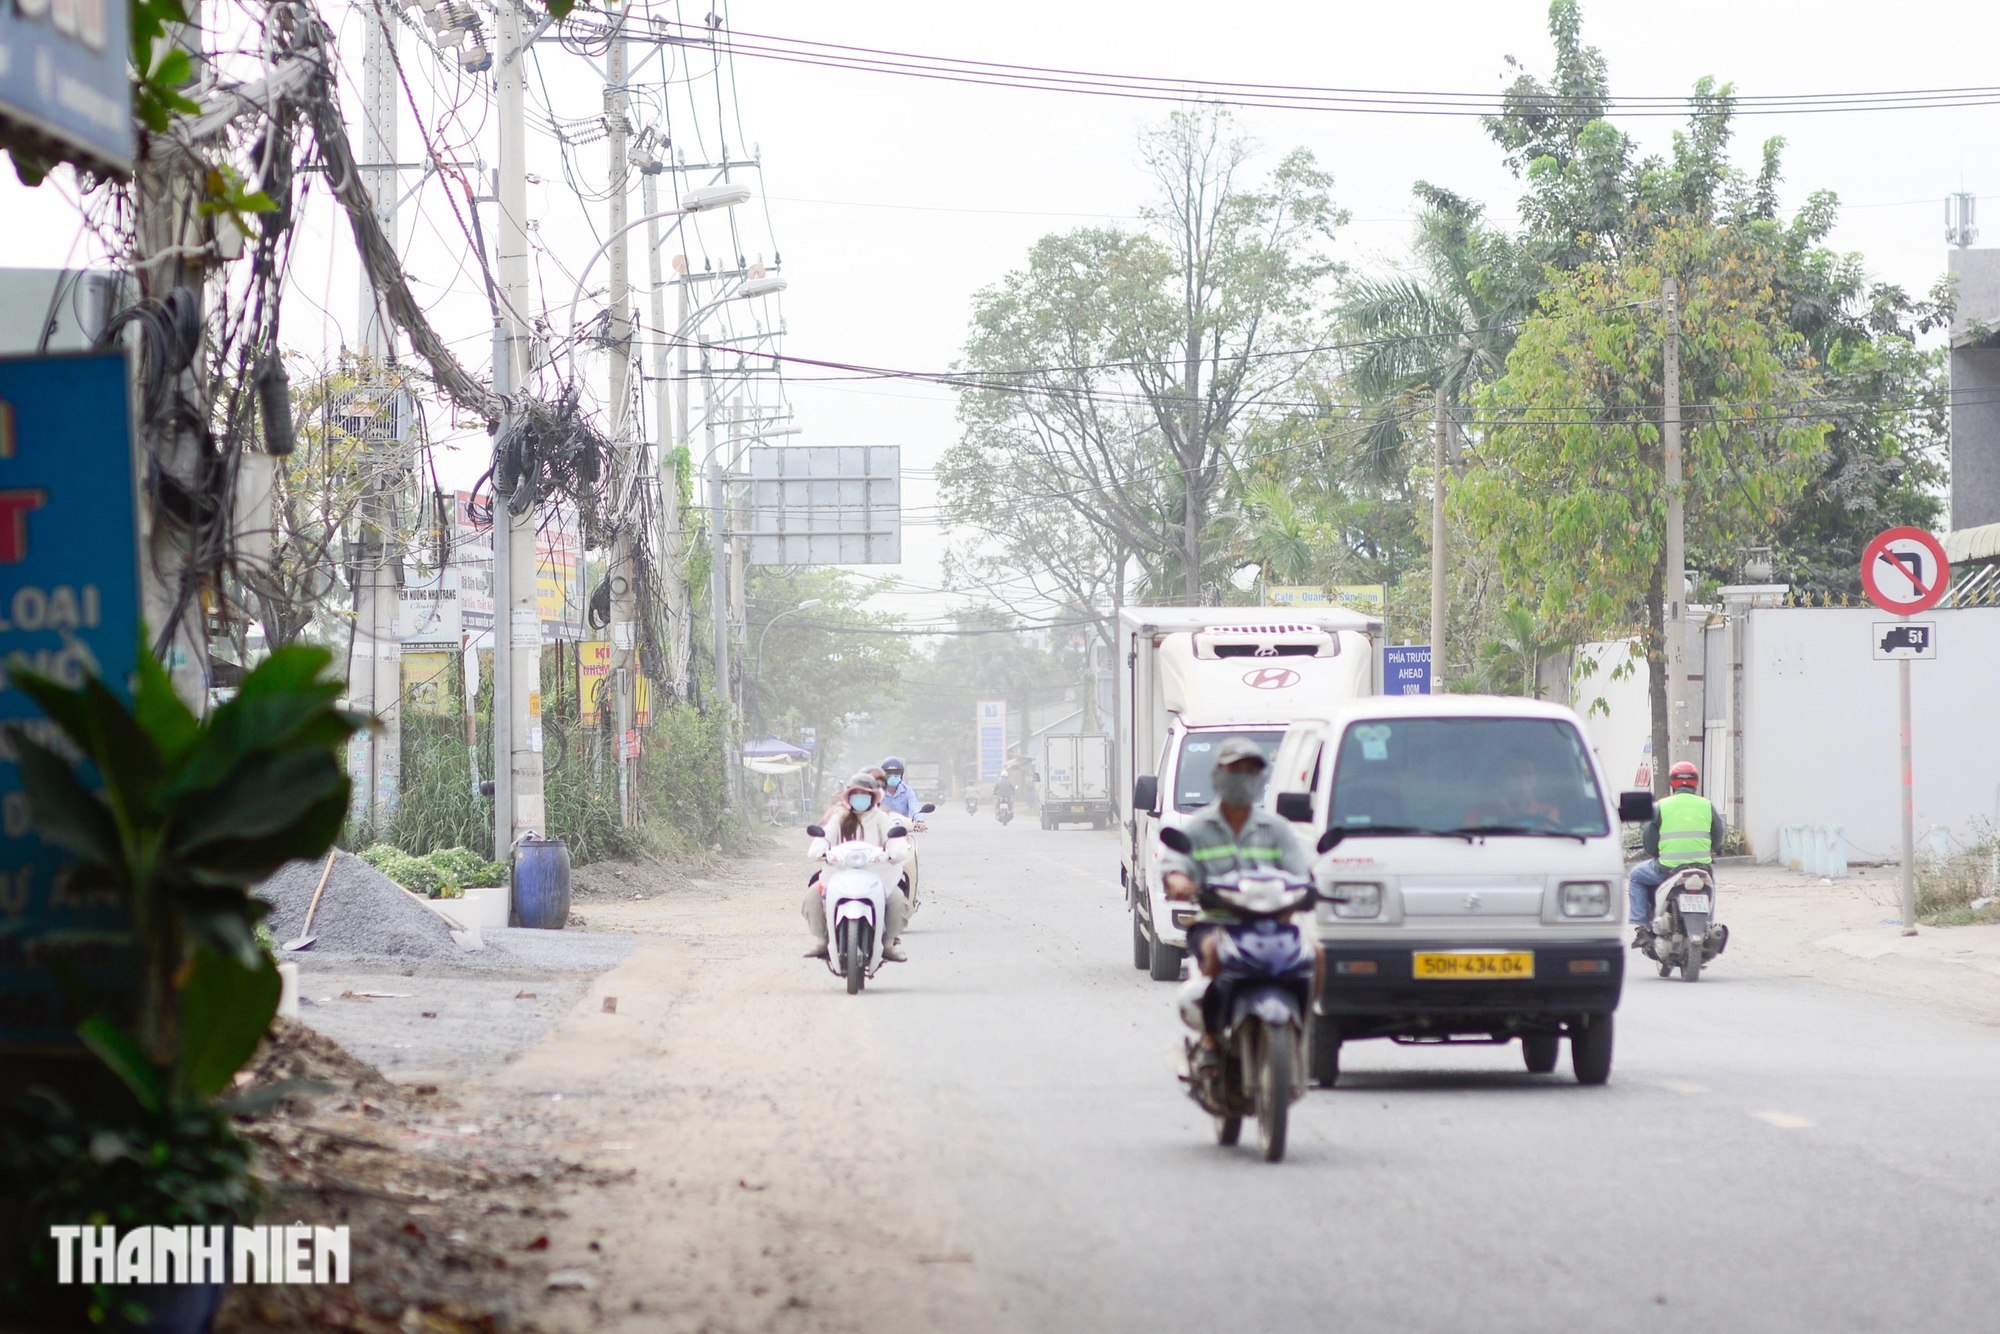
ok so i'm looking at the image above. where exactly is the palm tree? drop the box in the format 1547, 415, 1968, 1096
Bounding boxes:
1342, 185, 1531, 679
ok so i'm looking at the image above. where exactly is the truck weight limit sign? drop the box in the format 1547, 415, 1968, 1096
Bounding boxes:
1860, 526, 1949, 615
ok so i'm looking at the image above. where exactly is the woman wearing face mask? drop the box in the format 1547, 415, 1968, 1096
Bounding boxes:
803, 774, 909, 963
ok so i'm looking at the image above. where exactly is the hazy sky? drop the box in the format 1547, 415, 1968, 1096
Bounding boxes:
5, 0, 1995, 624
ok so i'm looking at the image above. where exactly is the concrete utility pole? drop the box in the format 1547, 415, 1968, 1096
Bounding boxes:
493, 0, 545, 855
132, 4, 207, 708
1429, 383, 1448, 693
703, 340, 734, 803
349, 0, 404, 833
1661, 276, 1686, 793
603, 4, 640, 826
643, 175, 691, 702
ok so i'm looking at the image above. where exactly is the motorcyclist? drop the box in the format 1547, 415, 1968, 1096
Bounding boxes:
1628, 760, 1728, 948
879, 756, 923, 827
1158, 737, 1323, 1071
803, 773, 909, 963
994, 773, 1016, 806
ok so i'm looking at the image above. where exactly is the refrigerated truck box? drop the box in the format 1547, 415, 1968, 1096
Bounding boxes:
1043, 732, 1113, 829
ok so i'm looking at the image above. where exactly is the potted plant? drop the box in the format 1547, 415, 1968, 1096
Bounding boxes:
1, 645, 360, 1329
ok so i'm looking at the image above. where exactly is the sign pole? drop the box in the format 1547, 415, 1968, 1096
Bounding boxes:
1899, 649, 1916, 935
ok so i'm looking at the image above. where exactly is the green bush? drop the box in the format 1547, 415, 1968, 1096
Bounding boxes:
359, 843, 447, 897
428, 845, 507, 888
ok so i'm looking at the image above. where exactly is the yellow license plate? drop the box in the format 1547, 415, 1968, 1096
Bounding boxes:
1413, 951, 1534, 980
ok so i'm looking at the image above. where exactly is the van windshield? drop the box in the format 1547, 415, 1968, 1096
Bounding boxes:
1327, 717, 1608, 838
1176, 731, 1283, 811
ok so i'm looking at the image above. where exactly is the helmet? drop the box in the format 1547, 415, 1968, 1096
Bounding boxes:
846, 771, 879, 792
1668, 761, 1700, 792
881, 756, 905, 773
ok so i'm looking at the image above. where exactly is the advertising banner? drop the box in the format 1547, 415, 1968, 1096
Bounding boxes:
976, 699, 1007, 782
0, 352, 138, 1047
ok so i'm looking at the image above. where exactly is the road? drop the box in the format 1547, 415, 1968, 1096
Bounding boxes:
862, 804, 2000, 1333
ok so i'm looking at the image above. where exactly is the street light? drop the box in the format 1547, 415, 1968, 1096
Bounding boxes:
562, 185, 756, 345
757, 599, 822, 678
756, 599, 823, 677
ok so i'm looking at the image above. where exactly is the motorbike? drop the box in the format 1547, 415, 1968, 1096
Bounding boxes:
1159, 828, 1315, 1163
804, 825, 907, 994
995, 795, 1014, 826
1641, 864, 1729, 982
965, 791, 980, 814
891, 803, 936, 914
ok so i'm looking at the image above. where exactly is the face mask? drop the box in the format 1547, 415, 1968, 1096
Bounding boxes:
885, 774, 900, 788
849, 793, 873, 812
1214, 766, 1266, 808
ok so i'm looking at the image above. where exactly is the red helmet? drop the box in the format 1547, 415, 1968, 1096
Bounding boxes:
1668, 761, 1700, 792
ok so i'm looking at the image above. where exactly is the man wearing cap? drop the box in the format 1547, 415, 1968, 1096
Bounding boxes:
1159, 736, 1320, 1070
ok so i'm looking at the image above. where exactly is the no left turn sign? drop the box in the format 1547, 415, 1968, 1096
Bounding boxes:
1860, 526, 1950, 615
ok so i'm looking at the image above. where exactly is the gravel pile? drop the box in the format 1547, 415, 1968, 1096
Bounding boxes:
256, 851, 466, 964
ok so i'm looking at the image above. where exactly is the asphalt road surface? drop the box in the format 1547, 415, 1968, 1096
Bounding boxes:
866, 805, 2000, 1333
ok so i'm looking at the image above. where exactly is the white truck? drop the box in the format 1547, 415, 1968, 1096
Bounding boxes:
1116, 606, 1380, 980
1264, 695, 1653, 1086
1042, 732, 1113, 830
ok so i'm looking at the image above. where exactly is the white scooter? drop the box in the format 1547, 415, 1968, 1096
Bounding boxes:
806, 824, 907, 994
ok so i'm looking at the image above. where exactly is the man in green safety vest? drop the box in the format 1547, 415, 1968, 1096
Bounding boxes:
1161, 736, 1320, 1072
1629, 760, 1728, 947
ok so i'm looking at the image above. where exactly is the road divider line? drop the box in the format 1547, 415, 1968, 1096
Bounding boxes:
1753, 1111, 1814, 1129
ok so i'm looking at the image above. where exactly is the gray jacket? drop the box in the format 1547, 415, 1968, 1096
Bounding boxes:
1157, 803, 1311, 923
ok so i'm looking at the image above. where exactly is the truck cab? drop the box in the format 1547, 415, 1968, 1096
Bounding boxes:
1118, 609, 1377, 981
1264, 695, 1653, 1086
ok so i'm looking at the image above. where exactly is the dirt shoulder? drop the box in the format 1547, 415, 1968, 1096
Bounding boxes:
470, 849, 997, 1334
1708, 860, 2000, 1024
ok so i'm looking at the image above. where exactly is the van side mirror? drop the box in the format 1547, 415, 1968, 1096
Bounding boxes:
1158, 826, 1193, 855
1275, 791, 1314, 823
1132, 774, 1159, 815
919, 803, 936, 814
1315, 828, 1346, 854
1618, 791, 1656, 823
805, 824, 826, 839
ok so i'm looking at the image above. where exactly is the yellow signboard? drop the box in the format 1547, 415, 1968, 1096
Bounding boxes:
401, 651, 455, 715
1264, 584, 1386, 611
579, 641, 651, 724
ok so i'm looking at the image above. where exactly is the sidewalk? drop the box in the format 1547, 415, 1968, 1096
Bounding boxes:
1708, 860, 2000, 1024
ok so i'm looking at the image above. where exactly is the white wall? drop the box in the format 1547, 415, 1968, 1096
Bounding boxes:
1573, 640, 1654, 792
1743, 607, 2000, 861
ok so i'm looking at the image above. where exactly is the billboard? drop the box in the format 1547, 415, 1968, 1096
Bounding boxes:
0, 0, 132, 176
449, 491, 584, 642
0, 352, 138, 1047
976, 699, 1007, 782
745, 446, 901, 566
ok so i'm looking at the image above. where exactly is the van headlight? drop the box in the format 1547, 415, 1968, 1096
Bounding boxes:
1328, 882, 1382, 919
1560, 881, 1610, 918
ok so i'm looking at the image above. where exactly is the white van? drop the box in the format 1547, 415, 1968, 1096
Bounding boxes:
1264, 695, 1653, 1086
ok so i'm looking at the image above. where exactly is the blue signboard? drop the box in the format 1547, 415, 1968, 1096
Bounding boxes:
976, 699, 1006, 782
0, 0, 133, 175
0, 352, 138, 1048
1383, 645, 1432, 696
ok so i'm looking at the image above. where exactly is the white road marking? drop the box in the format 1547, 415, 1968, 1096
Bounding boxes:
1754, 1111, 1814, 1129
1659, 1079, 1710, 1095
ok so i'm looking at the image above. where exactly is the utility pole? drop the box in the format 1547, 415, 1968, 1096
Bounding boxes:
603, 3, 639, 826
703, 340, 735, 804
493, 0, 545, 855
644, 172, 691, 702
349, 0, 404, 834
1661, 275, 1685, 794
132, 4, 207, 708
671, 269, 693, 696
1429, 383, 1448, 693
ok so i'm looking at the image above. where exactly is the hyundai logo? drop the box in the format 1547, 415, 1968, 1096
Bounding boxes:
1242, 667, 1300, 690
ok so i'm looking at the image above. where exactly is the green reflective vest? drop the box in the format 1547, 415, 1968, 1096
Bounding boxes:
1657, 792, 1715, 868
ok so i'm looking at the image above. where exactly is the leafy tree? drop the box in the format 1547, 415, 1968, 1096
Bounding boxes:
951, 107, 1344, 605
1456, 225, 1827, 776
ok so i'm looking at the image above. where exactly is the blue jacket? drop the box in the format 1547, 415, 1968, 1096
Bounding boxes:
881, 781, 918, 820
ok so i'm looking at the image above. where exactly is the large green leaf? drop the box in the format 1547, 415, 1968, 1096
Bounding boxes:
169, 750, 347, 854
7, 669, 96, 756
133, 642, 199, 764
10, 733, 126, 873
233, 643, 336, 699
78, 1016, 163, 1113
176, 946, 280, 1099
77, 674, 164, 820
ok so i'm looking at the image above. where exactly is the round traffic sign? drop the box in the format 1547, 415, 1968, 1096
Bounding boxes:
1860, 526, 1950, 615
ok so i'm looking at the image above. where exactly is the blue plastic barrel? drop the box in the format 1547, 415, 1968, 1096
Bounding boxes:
513, 836, 572, 929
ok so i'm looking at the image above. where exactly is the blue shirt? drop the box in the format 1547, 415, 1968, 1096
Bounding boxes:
881, 781, 918, 819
